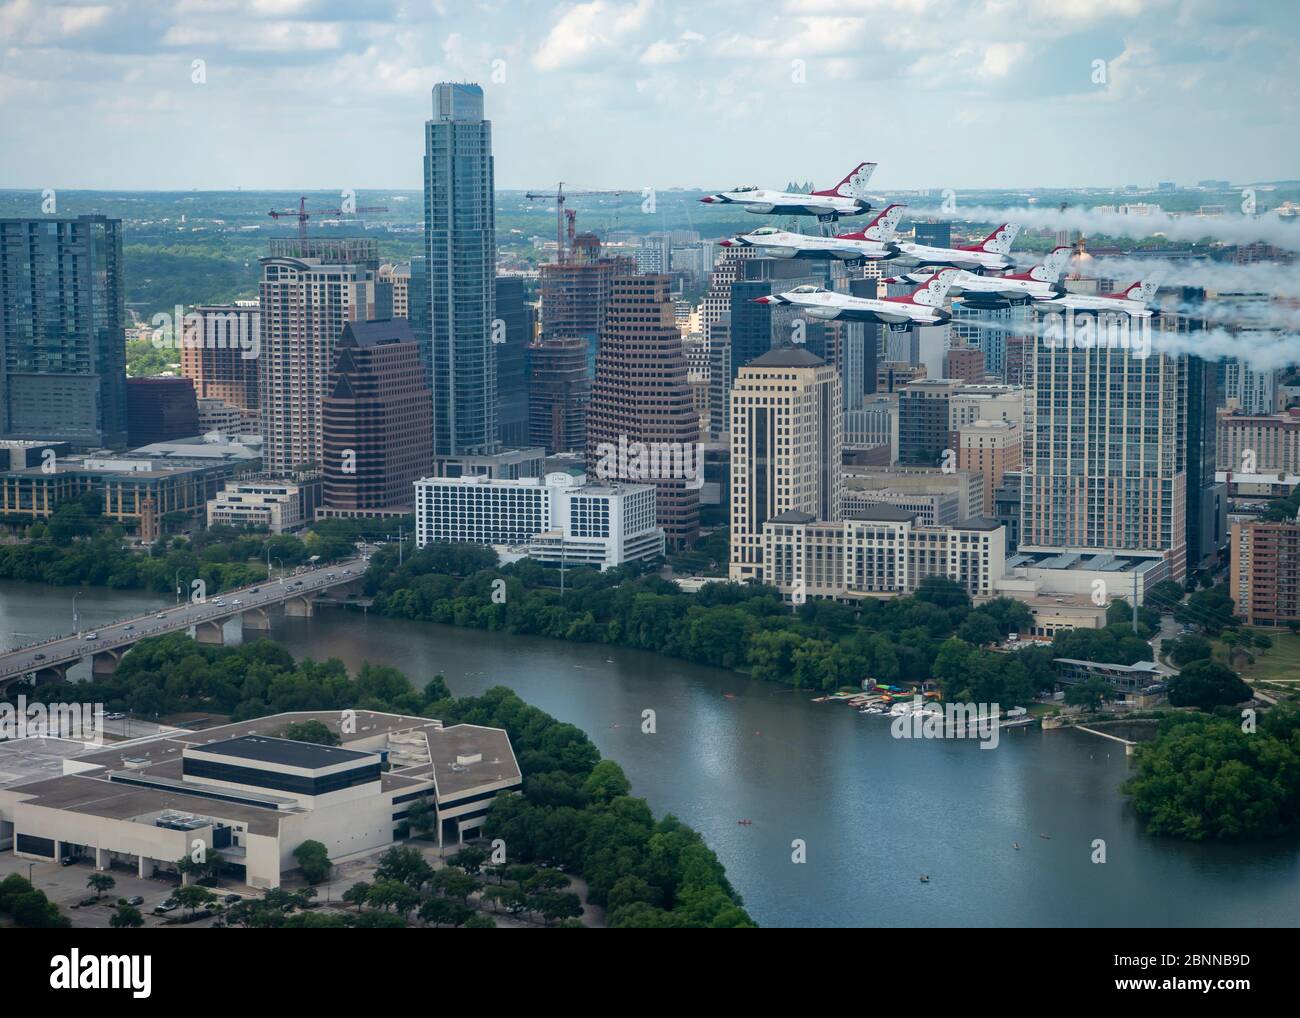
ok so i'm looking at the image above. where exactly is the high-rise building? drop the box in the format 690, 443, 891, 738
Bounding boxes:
377, 263, 411, 319
258, 238, 380, 475
494, 277, 533, 448
706, 316, 732, 442
700, 246, 758, 333
320, 319, 432, 517
1021, 331, 1189, 580
424, 82, 497, 456
538, 233, 636, 374
729, 348, 841, 582
957, 419, 1021, 516
898, 379, 959, 465
945, 344, 987, 384
0, 216, 127, 446
1217, 409, 1300, 474
181, 302, 260, 412
126, 378, 200, 446
586, 275, 701, 548
528, 337, 590, 454
1231, 518, 1300, 626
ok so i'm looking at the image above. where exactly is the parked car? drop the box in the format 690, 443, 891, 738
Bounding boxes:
60, 856, 79, 866
126, 896, 144, 906
153, 901, 177, 914
223, 893, 242, 904
105, 712, 126, 721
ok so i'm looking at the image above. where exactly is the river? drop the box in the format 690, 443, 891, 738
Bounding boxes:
3, 579, 1297, 928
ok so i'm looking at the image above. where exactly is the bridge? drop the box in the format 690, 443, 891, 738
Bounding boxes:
0, 558, 369, 690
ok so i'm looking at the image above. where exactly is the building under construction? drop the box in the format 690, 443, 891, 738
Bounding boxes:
538, 234, 636, 367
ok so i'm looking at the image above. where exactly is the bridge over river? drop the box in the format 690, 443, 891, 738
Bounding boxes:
0, 558, 367, 690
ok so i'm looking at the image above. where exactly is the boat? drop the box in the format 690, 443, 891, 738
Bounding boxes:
737, 819, 753, 826
919, 875, 930, 883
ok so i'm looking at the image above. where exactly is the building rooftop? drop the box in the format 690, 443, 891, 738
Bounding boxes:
189, 735, 378, 770
747, 346, 825, 368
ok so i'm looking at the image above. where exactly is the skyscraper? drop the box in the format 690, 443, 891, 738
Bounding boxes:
494, 276, 533, 448
729, 348, 842, 582
538, 233, 636, 375
586, 275, 701, 548
321, 319, 432, 516
528, 337, 590, 454
0, 215, 127, 446
258, 238, 380, 475
181, 302, 260, 412
424, 82, 497, 456
1021, 329, 1189, 580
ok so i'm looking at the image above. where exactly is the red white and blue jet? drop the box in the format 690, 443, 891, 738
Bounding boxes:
699, 162, 878, 221
718, 204, 907, 262
753, 269, 962, 330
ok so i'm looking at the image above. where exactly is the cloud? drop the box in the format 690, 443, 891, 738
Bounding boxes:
532, 0, 655, 71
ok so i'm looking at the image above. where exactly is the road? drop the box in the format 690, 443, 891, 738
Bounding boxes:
0, 557, 368, 685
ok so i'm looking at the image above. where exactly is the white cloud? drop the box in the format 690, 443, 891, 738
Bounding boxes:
532, 0, 655, 71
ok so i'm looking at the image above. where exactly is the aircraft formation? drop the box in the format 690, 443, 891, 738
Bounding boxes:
699, 161, 1158, 330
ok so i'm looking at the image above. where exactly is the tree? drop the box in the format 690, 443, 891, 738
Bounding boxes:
1064, 677, 1111, 711
464, 913, 496, 928
1168, 660, 1253, 710
292, 840, 332, 885
1167, 633, 1212, 667
171, 885, 217, 920
279, 720, 340, 746
342, 881, 371, 911
110, 904, 144, 929
87, 873, 116, 900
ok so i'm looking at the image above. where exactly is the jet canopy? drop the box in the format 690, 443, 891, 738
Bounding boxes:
788, 285, 828, 294
731, 185, 759, 192
750, 227, 781, 236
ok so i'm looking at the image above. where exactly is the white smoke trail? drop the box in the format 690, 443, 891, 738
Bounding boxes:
908, 204, 1300, 251
1007, 254, 1300, 296
1151, 327, 1300, 370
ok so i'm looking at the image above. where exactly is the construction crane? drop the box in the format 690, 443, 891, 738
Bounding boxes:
267, 196, 390, 243
523, 183, 628, 263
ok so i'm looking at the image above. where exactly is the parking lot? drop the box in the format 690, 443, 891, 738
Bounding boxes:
0, 853, 254, 928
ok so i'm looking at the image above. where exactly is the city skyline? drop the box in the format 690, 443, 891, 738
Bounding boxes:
1, 1, 1297, 191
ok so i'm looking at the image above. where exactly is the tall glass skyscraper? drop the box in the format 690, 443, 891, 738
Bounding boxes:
424, 82, 497, 455
0, 215, 127, 446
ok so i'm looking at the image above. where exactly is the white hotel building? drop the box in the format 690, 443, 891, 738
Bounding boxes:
414, 471, 664, 570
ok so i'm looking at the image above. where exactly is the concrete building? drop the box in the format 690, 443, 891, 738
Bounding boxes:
842, 465, 984, 525
377, 263, 411, 319
0, 711, 521, 888
1217, 409, 1300, 475
528, 337, 590, 454
760, 506, 1006, 600
181, 302, 260, 413
586, 275, 701, 548
424, 82, 498, 455
898, 379, 959, 465
1231, 517, 1300, 626
258, 238, 381, 475
207, 477, 321, 533
729, 347, 841, 582
944, 344, 987, 383
434, 447, 545, 481
414, 471, 663, 570
538, 234, 636, 373
320, 319, 432, 517
844, 395, 898, 463
1021, 330, 1189, 581
957, 419, 1021, 516
0, 216, 128, 447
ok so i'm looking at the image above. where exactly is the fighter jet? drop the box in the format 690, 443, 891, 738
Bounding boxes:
1034, 279, 1160, 318
718, 204, 907, 261
884, 246, 1072, 309
752, 269, 961, 331
698, 162, 877, 221
893, 223, 1021, 272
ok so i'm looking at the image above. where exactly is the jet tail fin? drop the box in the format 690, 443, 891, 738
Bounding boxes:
906, 268, 961, 307
812, 161, 876, 199
962, 223, 1019, 254
1027, 245, 1072, 283
853, 203, 906, 242
1110, 278, 1160, 303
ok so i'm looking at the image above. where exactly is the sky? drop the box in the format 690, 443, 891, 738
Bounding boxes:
0, 0, 1296, 192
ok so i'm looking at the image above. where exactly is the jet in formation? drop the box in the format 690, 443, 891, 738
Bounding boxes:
752, 269, 961, 330
892, 223, 1021, 272
883, 246, 1072, 309
699, 162, 878, 221
718, 204, 907, 262
1034, 279, 1159, 318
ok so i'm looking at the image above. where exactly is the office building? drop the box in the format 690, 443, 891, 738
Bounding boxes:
586, 275, 701, 548
528, 337, 590, 454
424, 82, 498, 455
258, 238, 381, 475
495, 276, 533, 448
957, 419, 1021, 515
207, 477, 321, 533
126, 378, 200, 446
1217, 409, 1300, 474
377, 263, 411, 319
320, 319, 432, 517
842, 465, 984, 526
414, 471, 664, 569
729, 348, 841, 582
0, 711, 520, 887
0, 216, 127, 446
898, 379, 959, 465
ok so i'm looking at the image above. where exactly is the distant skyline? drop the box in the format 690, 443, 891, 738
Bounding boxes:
1, 0, 1296, 192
